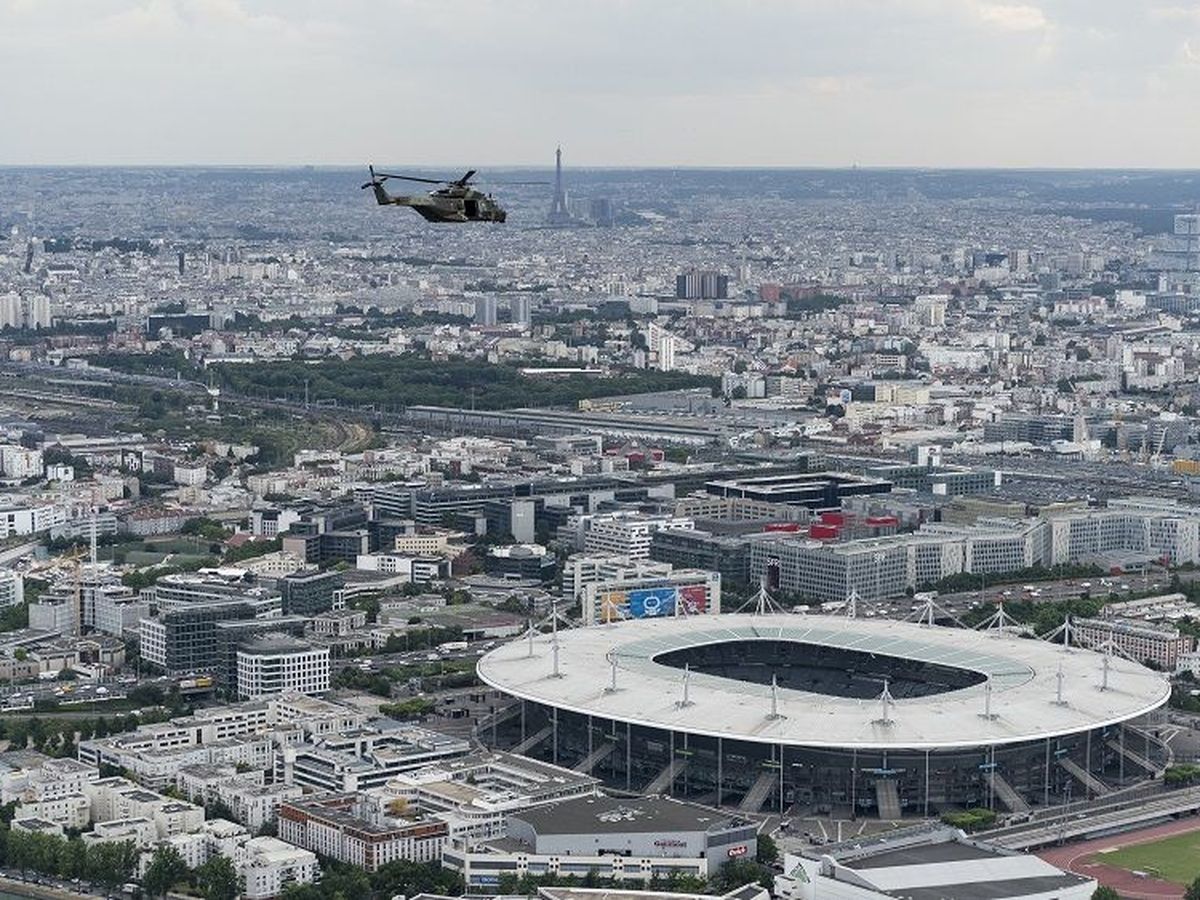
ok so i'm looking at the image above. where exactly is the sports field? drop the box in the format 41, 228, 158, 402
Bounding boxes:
1099, 830, 1200, 886
1038, 818, 1200, 899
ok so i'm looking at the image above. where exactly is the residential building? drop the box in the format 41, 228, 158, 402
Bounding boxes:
0, 569, 23, 608
242, 836, 320, 900
278, 793, 448, 871
1072, 617, 1193, 670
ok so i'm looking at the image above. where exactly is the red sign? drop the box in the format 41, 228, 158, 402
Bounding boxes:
679, 583, 707, 615
727, 845, 748, 858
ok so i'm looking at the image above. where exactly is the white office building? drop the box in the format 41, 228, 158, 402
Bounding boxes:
237, 634, 330, 699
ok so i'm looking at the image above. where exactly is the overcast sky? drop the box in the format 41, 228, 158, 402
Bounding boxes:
2, 0, 1199, 168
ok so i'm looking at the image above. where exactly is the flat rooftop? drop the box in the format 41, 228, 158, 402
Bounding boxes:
793, 827, 1094, 900
514, 796, 742, 836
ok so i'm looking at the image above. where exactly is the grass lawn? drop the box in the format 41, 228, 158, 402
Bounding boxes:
1098, 829, 1200, 885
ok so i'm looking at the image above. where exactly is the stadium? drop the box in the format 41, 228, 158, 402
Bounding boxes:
478, 614, 1171, 818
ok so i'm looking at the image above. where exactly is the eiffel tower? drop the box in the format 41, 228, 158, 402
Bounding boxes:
547, 146, 572, 225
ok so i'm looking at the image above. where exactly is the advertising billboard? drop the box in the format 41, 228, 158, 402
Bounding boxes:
628, 586, 678, 618
600, 590, 628, 623
678, 583, 708, 615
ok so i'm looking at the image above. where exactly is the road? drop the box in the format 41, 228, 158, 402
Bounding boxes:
0, 540, 41, 567
982, 784, 1200, 850
872, 569, 1189, 625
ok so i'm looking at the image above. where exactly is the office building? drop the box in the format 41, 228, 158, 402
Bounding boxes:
278, 569, 344, 616
649, 528, 752, 589
237, 634, 331, 699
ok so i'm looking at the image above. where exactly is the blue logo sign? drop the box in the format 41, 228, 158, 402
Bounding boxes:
628, 587, 678, 618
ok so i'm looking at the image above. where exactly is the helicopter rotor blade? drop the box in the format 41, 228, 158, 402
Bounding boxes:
373, 172, 450, 185
455, 169, 478, 186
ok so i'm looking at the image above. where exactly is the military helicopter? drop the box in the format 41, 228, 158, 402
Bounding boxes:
362, 165, 541, 223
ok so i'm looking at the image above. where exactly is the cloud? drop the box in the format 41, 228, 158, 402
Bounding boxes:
0, 0, 1199, 166
1151, 4, 1200, 23
975, 2, 1049, 31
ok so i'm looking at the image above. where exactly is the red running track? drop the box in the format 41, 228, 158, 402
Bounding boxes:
1037, 816, 1200, 900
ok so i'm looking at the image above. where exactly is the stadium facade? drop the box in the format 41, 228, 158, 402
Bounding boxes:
478, 614, 1169, 818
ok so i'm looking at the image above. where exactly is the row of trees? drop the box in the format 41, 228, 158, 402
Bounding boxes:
0, 714, 141, 756
280, 858, 463, 900
0, 827, 137, 889
491, 856, 775, 896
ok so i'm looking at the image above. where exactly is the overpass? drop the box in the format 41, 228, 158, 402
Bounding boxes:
984, 785, 1200, 850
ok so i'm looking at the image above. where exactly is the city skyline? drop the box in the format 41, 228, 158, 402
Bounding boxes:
2, 0, 1200, 168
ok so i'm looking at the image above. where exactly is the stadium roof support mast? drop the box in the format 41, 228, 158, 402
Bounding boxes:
605, 650, 619, 694
767, 674, 784, 719
676, 664, 694, 708
550, 599, 563, 679
845, 587, 859, 619
1041, 615, 1075, 652
907, 592, 973, 629
736, 576, 786, 616
875, 678, 896, 726
1053, 663, 1068, 706
979, 679, 998, 720
974, 600, 1024, 633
